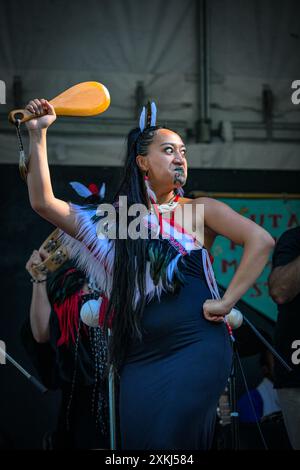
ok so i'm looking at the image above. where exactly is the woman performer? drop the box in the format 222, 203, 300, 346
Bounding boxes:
23, 97, 274, 449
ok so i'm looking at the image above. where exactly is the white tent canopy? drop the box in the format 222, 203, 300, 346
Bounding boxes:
0, 0, 299, 169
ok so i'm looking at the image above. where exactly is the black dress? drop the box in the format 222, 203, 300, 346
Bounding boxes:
59, 204, 234, 450
119, 247, 233, 450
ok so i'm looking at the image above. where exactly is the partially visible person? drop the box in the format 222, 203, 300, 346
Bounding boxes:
238, 349, 281, 423
268, 226, 300, 450
21, 182, 110, 449
237, 348, 291, 449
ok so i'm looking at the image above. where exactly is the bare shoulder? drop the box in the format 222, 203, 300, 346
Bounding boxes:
178, 197, 194, 205
178, 197, 217, 249
178, 196, 205, 214
192, 196, 219, 208
179, 196, 220, 209
178, 196, 211, 207
192, 196, 274, 247
180, 196, 221, 225
192, 198, 219, 248
193, 196, 238, 218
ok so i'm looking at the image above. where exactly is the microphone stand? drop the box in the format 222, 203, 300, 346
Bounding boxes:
227, 312, 292, 451
0, 345, 48, 394
228, 341, 240, 450
108, 329, 117, 450
242, 316, 292, 373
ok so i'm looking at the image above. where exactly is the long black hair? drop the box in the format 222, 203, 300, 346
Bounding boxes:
102, 125, 184, 372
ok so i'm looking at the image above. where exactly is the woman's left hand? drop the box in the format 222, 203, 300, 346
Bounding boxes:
202, 298, 231, 323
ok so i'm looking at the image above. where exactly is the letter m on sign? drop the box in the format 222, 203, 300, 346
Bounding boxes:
0, 340, 6, 365
222, 259, 237, 274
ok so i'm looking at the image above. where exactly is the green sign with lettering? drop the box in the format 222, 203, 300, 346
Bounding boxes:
210, 197, 300, 321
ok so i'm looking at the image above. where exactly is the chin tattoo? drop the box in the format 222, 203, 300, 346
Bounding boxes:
173, 169, 186, 187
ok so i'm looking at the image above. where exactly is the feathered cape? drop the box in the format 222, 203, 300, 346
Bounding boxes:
59, 203, 221, 309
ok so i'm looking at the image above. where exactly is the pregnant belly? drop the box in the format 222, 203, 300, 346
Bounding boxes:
125, 276, 230, 363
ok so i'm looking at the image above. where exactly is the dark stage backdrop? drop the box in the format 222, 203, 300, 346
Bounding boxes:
0, 164, 299, 449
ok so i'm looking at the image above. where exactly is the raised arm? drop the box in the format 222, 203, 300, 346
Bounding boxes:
197, 197, 275, 322
25, 98, 77, 237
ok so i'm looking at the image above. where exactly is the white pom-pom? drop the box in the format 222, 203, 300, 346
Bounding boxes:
80, 298, 102, 327
225, 308, 243, 330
